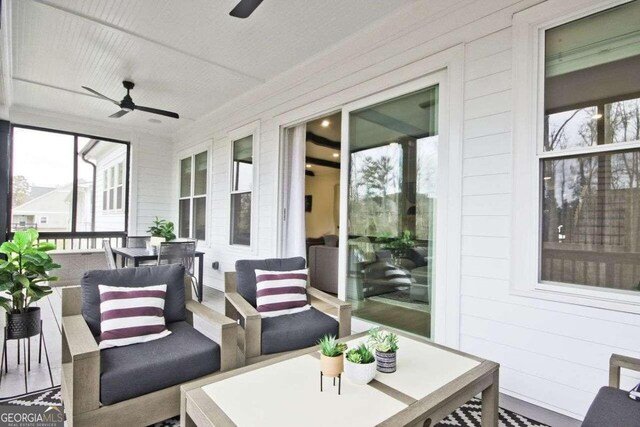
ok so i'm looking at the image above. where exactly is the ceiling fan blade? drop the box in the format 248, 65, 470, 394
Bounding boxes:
82, 86, 120, 105
229, 0, 263, 18
135, 105, 180, 119
109, 110, 130, 118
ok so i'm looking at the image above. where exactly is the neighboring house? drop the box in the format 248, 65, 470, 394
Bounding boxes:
90, 141, 127, 232
12, 183, 91, 232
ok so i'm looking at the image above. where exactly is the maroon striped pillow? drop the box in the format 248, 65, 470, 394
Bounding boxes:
98, 284, 171, 349
255, 268, 311, 317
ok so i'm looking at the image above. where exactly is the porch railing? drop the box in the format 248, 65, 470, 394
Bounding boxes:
6, 231, 127, 251
541, 247, 640, 291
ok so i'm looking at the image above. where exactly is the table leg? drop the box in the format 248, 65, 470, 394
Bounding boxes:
183, 412, 197, 427
482, 369, 499, 427
117, 253, 124, 268
197, 254, 204, 303
134, 259, 140, 267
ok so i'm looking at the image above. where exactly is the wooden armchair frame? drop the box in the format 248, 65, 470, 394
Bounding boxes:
224, 272, 351, 365
61, 277, 237, 427
609, 353, 640, 388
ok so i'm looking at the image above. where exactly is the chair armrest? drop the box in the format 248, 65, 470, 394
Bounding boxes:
610, 353, 640, 388
62, 315, 99, 361
61, 315, 100, 415
186, 301, 237, 371
307, 287, 349, 308
225, 292, 261, 360
225, 292, 260, 319
307, 287, 351, 338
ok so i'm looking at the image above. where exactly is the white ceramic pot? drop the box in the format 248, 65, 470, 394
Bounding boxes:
150, 236, 166, 248
344, 359, 376, 385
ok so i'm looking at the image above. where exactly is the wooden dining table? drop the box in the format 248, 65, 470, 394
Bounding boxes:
111, 246, 205, 302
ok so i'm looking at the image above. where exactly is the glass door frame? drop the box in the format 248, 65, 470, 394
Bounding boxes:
338, 69, 462, 345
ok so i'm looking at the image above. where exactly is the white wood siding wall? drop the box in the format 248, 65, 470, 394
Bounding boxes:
174, 0, 640, 420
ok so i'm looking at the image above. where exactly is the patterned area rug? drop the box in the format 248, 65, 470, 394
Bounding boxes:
0, 386, 62, 407
436, 397, 548, 426
1, 386, 547, 427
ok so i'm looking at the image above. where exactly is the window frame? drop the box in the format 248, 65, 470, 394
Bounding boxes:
177, 149, 209, 242
102, 162, 125, 213
227, 121, 260, 252
8, 124, 131, 236
512, 0, 640, 313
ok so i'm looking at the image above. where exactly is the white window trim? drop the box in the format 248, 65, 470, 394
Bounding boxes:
227, 121, 260, 254
176, 140, 212, 245
511, 0, 640, 314
102, 162, 125, 213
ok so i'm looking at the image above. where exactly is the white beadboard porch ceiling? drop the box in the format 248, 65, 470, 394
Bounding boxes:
7, 0, 415, 134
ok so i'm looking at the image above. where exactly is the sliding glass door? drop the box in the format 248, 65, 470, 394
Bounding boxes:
343, 85, 439, 338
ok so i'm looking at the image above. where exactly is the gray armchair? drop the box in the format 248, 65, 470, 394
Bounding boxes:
61, 264, 236, 427
582, 354, 640, 426
224, 257, 351, 365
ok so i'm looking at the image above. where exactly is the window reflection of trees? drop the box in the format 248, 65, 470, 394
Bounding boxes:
542, 98, 640, 290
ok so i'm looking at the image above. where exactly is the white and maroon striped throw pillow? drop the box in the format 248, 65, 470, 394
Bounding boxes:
98, 284, 171, 349
255, 268, 311, 318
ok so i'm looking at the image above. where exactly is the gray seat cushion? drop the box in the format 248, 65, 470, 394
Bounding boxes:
261, 307, 338, 355
100, 321, 220, 405
81, 264, 186, 336
235, 257, 306, 307
583, 386, 640, 427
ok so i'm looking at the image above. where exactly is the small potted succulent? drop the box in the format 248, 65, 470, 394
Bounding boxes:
344, 343, 376, 385
0, 229, 59, 340
318, 334, 347, 378
147, 217, 176, 248
368, 327, 400, 373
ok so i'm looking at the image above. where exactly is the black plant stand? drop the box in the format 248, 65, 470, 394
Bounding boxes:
0, 320, 53, 393
320, 371, 341, 395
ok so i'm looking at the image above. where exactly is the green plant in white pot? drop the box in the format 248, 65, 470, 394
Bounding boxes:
368, 327, 399, 373
0, 229, 59, 339
147, 217, 176, 247
344, 343, 376, 385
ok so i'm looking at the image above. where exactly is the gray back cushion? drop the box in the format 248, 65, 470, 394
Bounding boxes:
235, 257, 306, 307
81, 264, 186, 336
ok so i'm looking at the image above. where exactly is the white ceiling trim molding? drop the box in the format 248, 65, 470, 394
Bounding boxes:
30, 0, 265, 84
10, 105, 174, 141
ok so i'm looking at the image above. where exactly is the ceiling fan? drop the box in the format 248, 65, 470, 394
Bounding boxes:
229, 0, 263, 18
81, 81, 180, 119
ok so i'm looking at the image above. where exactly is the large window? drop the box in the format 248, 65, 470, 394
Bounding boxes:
179, 151, 208, 240
10, 126, 129, 234
230, 135, 253, 246
540, 0, 640, 293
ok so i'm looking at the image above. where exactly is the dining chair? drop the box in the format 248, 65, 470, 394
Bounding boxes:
157, 241, 199, 301
126, 236, 150, 248
103, 240, 117, 270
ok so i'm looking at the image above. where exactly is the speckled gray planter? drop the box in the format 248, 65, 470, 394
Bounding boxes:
375, 350, 396, 373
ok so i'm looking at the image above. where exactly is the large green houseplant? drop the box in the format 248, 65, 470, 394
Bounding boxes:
0, 229, 59, 339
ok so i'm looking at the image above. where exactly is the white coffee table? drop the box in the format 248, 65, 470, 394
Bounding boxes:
181, 331, 499, 427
